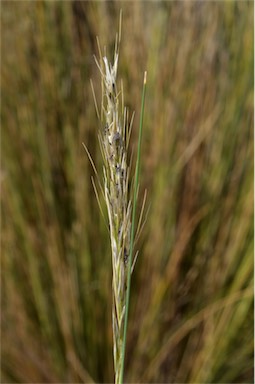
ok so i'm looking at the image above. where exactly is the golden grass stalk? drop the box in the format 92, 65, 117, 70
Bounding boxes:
95, 38, 132, 383
89, 14, 147, 383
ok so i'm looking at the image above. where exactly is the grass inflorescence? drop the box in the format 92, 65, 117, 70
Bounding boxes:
89, 20, 147, 382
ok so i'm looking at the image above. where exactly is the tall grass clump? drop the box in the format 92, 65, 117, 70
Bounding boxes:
85, 18, 147, 383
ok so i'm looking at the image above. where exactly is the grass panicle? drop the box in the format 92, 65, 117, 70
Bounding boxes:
93, 27, 140, 383
92, 16, 147, 381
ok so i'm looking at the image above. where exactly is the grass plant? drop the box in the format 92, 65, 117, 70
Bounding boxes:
86, 18, 147, 382
91, 33, 133, 384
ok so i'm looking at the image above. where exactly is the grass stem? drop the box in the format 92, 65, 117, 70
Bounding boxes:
120, 71, 147, 384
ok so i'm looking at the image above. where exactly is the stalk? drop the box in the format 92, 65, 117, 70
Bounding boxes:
96, 43, 130, 384
120, 71, 147, 384
92, 29, 146, 384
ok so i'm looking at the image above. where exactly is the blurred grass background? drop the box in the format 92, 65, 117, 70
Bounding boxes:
1, 1, 253, 383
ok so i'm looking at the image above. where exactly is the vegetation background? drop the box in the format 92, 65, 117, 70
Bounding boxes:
1, 1, 253, 383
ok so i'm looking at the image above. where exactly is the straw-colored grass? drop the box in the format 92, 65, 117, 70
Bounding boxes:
91, 34, 133, 383
85, 22, 147, 382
